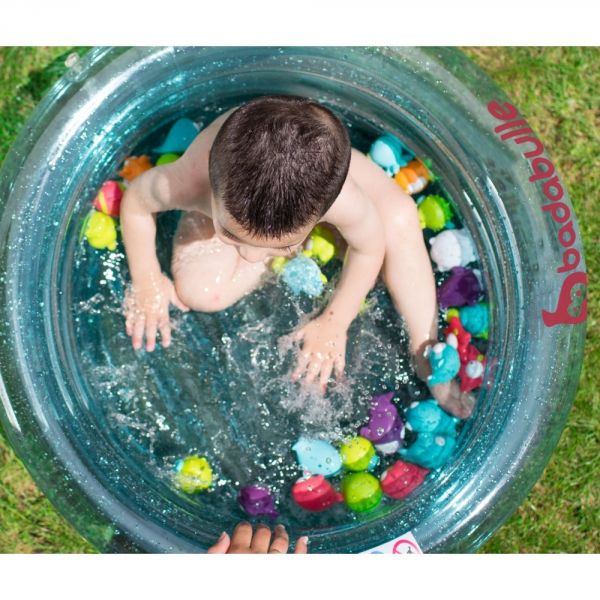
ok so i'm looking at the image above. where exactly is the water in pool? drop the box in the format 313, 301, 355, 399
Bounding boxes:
72, 112, 474, 533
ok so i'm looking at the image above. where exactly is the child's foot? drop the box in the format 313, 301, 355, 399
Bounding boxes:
428, 379, 475, 419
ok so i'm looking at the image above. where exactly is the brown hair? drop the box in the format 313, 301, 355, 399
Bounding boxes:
208, 95, 351, 239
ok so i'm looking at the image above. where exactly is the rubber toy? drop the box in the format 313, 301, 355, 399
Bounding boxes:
404, 400, 460, 436
458, 345, 486, 392
429, 228, 477, 272
448, 303, 489, 339
380, 459, 429, 499
280, 254, 327, 297
437, 266, 484, 309
156, 153, 180, 166
118, 155, 153, 182
426, 337, 461, 386
369, 133, 415, 176
173, 455, 213, 494
93, 180, 124, 217
302, 224, 337, 265
341, 472, 383, 513
340, 436, 380, 472
443, 314, 472, 364
417, 194, 453, 231
291, 475, 344, 512
359, 391, 404, 455
399, 432, 457, 470
238, 485, 279, 519
154, 118, 199, 154
83, 210, 118, 251
394, 159, 431, 195
292, 436, 343, 478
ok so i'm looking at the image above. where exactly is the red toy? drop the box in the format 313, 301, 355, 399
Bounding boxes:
93, 180, 124, 217
291, 475, 344, 512
443, 314, 471, 364
458, 345, 486, 392
380, 460, 429, 499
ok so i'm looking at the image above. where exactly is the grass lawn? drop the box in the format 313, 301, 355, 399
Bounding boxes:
0, 47, 598, 553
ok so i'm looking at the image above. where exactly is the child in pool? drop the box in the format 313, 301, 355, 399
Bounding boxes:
120, 95, 474, 418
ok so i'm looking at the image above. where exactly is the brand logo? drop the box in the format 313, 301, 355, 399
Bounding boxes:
487, 100, 587, 326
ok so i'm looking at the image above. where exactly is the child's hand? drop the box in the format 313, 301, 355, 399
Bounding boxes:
207, 522, 309, 554
289, 314, 348, 394
124, 273, 189, 351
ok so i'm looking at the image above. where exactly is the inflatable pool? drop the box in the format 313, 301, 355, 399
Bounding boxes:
0, 47, 587, 553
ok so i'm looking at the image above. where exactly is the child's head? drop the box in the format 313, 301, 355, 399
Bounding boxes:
208, 95, 351, 262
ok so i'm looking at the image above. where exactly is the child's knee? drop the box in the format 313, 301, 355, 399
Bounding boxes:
173, 274, 231, 313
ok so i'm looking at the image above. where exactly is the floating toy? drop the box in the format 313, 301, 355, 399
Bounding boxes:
118, 155, 153, 182
291, 475, 344, 512
156, 153, 180, 166
341, 472, 383, 513
443, 313, 472, 364
173, 455, 213, 494
280, 254, 327, 297
437, 266, 484, 309
340, 436, 380, 472
93, 180, 124, 217
380, 459, 429, 499
458, 345, 486, 393
292, 436, 342, 478
429, 228, 477, 272
154, 118, 199, 154
369, 133, 415, 176
82, 210, 118, 251
302, 224, 337, 265
395, 159, 431, 195
448, 303, 489, 339
399, 432, 457, 470
359, 391, 404, 455
405, 400, 460, 437
426, 337, 461, 386
417, 194, 453, 231
238, 485, 279, 519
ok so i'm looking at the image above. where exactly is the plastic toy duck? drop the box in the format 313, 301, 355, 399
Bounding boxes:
359, 391, 404, 455
369, 133, 415, 176
154, 118, 199, 154
380, 459, 429, 499
93, 180, 124, 217
118, 155, 153, 183
399, 432, 457, 470
426, 336, 461, 386
291, 475, 344, 512
83, 210, 118, 251
238, 485, 279, 519
341, 472, 383, 513
340, 436, 380, 472
429, 228, 477, 272
292, 436, 343, 478
173, 455, 213, 494
280, 254, 327, 297
395, 159, 431, 195
417, 194, 453, 231
448, 303, 489, 339
404, 400, 460, 437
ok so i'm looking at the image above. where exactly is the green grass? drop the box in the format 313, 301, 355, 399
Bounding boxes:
0, 47, 598, 553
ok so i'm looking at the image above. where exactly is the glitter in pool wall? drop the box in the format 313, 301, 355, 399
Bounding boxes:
73, 111, 483, 528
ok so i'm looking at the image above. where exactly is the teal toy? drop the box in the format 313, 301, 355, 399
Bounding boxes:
405, 400, 460, 437
341, 472, 383, 513
426, 340, 461, 386
449, 303, 489, 339
369, 133, 415, 176
399, 432, 457, 470
340, 436, 380, 472
292, 436, 343, 477
280, 254, 327, 297
154, 118, 199, 154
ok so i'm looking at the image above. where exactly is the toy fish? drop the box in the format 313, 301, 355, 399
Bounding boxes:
399, 432, 456, 470
380, 459, 429, 499
404, 400, 460, 437
83, 209, 118, 251
173, 455, 213, 494
369, 133, 415, 176
291, 475, 344, 512
429, 228, 477, 272
437, 266, 484, 309
93, 180, 124, 217
238, 485, 279, 519
292, 436, 342, 478
426, 339, 461, 386
154, 118, 200, 154
359, 391, 404, 455
118, 155, 153, 182
450, 303, 489, 339
395, 159, 431, 195
341, 472, 383, 513
340, 436, 380, 472
417, 194, 453, 231
280, 254, 327, 297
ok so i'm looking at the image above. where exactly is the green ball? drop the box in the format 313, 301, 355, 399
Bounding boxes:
156, 153, 180, 166
341, 472, 383, 513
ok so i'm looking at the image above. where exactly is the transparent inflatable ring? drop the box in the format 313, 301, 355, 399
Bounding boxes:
0, 47, 587, 553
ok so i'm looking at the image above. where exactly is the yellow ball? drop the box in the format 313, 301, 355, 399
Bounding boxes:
174, 456, 213, 494
84, 210, 117, 251
340, 436, 376, 472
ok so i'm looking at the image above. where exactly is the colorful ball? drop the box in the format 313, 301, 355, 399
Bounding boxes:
341, 472, 383, 513
340, 436, 379, 472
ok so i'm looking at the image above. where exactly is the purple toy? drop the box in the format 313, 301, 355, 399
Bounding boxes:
238, 485, 279, 519
437, 266, 483, 309
359, 392, 404, 455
